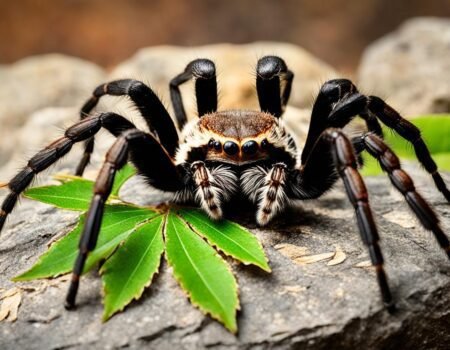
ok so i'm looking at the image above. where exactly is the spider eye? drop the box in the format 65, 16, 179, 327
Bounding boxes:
223, 141, 239, 155
261, 139, 270, 150
242, 140, 258, 155
208, 138, 222, 151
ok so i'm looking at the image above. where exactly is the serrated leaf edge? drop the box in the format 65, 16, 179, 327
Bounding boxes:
13, 206, 159, 281
165, 212, 239, 333
178, 210, 271, 272
100, 215, 165, 321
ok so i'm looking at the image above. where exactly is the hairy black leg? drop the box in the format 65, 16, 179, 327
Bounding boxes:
170, 59, 217, 129
302, 80, 384, 166
65, 128, 184, 309
76, 79, 179, 175
65, 131, 130, 309
256, 56, 294, 118
301, 79, 357, 164
367, 96, 450, 202
361, 133, 450, 259
324, 90, 450, 201
293, 128, 394, 310
0, 113, 139, 235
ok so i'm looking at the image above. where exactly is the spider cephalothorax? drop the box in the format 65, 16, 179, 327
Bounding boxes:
173, 109, 297, 222
0, 56, 449, 314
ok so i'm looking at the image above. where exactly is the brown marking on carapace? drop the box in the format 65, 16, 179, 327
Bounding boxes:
201, 110, 276, 164
200, 110, 275, 141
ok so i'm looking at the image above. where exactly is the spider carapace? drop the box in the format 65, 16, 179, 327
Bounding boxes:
0, 56, 449, 313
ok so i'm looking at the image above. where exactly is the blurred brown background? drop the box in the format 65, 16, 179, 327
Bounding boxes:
1, 0, 449, 73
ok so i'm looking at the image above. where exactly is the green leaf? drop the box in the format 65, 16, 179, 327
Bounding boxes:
165, 211, 239, 333
111, 164, 136, 197
23, 164, 136, 211
101, 216, 165, 321
14, 204, 158, 280
24, 178, 94, 211
178, 209, 270, 272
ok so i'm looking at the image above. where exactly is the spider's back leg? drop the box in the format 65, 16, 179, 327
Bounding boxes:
76, 80, 179, 175
0, 112, 179, 234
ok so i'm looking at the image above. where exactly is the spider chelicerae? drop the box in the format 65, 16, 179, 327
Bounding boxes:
0, 56, 449, 312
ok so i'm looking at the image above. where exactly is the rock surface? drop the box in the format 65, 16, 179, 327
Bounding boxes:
0, 54, 106, 164
358, 17, 450, 116
0, 38, 449, 349
0, 170, 449, 349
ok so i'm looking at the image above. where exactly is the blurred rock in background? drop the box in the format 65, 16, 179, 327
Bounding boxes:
358, 17, 450, 116
1, 0, 449, 73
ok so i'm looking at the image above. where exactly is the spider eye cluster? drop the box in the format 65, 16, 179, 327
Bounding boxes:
208, 139, 222, 151
208, 138, 269, 156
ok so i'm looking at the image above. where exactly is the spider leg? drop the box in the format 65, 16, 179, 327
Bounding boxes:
290, 128, 394, 310
256, 56, 294, 118
301, 79, 382, 165
65, 128, 183, 309
170, 59, 218, 130
76, 79, 179, 175
325, 89, 450, 202
0, 113, 146, 235
358, 133, 450, 259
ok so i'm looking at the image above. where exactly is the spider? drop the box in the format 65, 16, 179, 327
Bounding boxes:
0, 56, 449, 313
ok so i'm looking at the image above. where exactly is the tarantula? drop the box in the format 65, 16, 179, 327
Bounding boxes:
0, 56, 449, 312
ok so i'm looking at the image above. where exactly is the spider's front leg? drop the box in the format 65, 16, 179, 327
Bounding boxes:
66, 129, 185, 309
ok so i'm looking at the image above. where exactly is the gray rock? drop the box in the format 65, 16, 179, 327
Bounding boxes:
358, 17, 450, 116
0, 169, 449, 349
0, 54, 106, 164
0, 41, 449, 350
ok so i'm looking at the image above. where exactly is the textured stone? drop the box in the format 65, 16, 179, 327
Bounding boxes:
0, 54, 106, 164
0, 39, 449, 350
0, 169, 449, 349
358, 18, 450, 116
